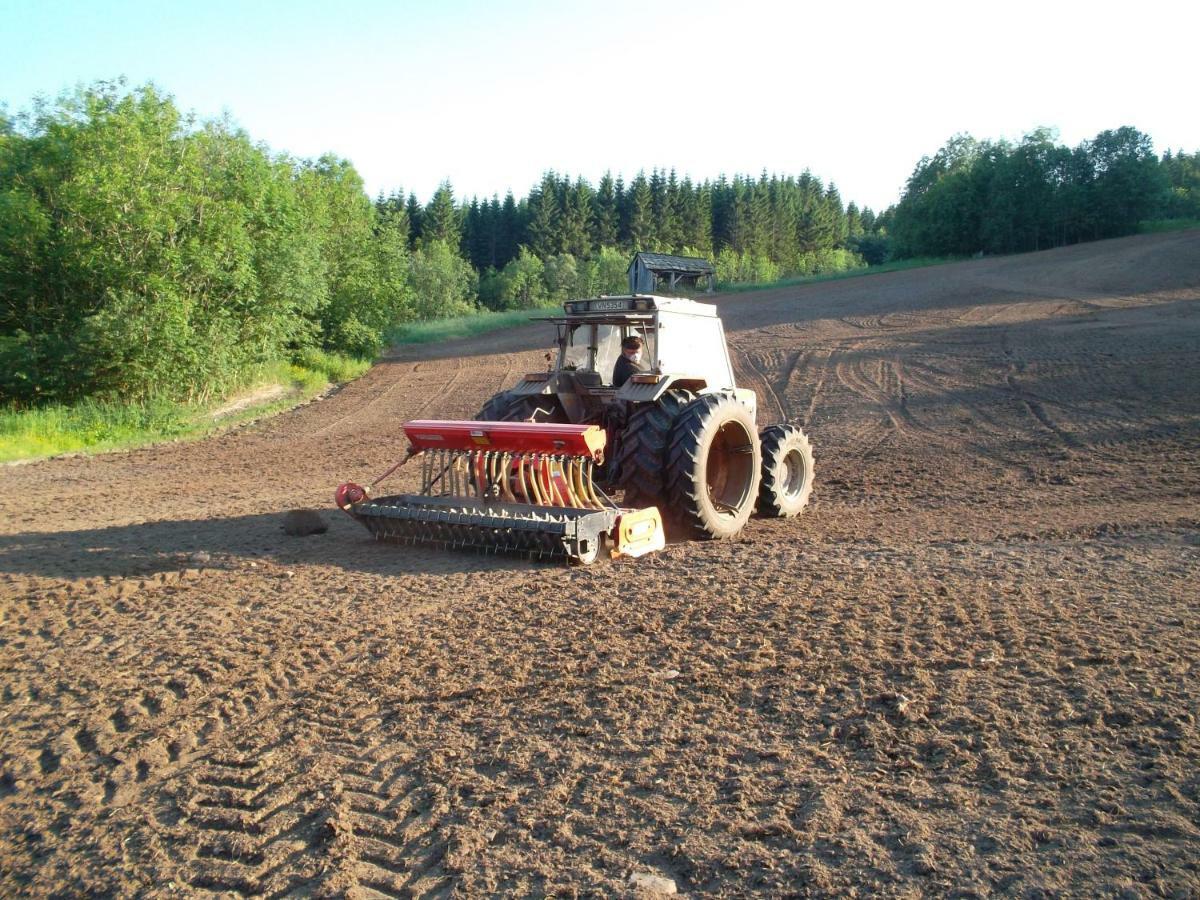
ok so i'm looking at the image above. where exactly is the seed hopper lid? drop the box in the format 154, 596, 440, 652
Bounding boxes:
402, 420, 608, 460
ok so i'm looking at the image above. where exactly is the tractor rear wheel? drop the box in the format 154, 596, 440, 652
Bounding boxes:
502, 396, 565, 422
475, 391, 564, 423
613, 389, 695, 508
665, 393, 761, 539
757, 424, 814, 517
475, 390, 515, 421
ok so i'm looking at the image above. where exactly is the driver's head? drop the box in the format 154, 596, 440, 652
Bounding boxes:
622, 336, 643, 362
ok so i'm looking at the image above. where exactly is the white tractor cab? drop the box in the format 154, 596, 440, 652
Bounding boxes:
507, 295, 756, 423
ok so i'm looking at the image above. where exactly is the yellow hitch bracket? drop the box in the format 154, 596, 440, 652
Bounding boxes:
612, 506, 666, 559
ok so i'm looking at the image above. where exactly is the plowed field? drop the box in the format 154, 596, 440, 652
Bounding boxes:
3, 231, 1199, 897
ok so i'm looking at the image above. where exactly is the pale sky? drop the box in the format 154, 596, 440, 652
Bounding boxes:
2, 0, 1196, 212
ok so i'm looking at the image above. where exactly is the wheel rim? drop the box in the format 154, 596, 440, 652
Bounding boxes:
781, 447, 808, 498
572, 537, 600, 565
705, 419, 756, 518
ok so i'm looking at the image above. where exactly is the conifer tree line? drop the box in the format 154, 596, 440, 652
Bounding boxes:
383, 168, 886, 297
1, 81, 1196, 409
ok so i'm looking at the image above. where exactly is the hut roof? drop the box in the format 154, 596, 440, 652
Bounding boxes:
628, 252, 715, 275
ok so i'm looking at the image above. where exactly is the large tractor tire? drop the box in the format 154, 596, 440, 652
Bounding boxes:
502, 396, 566, 422
665, 393, 762, 539
612, 388, 695, 508
475, 390, 516, 421
757, 424, 814, 517
475, 391, 564, 423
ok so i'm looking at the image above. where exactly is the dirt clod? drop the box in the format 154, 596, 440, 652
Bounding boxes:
629, 872, 677, 894
283, 508, 328, 536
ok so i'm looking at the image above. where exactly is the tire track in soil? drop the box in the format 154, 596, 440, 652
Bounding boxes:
833, 338, 1033, 477
895, 358, 1022, 445
407, 357, 467, 420
311, 359, 465, 439
490, 352, 521, 399
2, 568, 463, 899
775, 348, 807, 422
998, 330, 1128, 465
731, 346, 789, 424
156, 676, 454, 897
5, 584, 276, 784
7, 618, 356, 820
306, 365, 422, 439
838, 314, 883, 330
79, 582, 463, 897
798, 347, 833, 428
833, 342, 924, 439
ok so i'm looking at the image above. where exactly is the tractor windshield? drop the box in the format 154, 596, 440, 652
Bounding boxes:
560, 324, 623, 377
559, 321, 656, 383
592, 325, 623, 380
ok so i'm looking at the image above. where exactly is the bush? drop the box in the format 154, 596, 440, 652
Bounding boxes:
493, 248, 549, 309
850, 233, 892, 265
0, 81, 412, 406
715, 248, 781, 284
594, 246, 630, 294
407, 239, 477, 320
543, 253, 580, 303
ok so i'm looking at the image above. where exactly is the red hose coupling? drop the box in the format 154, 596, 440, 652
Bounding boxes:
335, 482, 368, 512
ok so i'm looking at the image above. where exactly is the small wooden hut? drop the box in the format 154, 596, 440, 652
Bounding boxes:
627, 252, 716, 294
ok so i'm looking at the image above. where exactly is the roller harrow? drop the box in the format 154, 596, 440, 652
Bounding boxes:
336, 420, 665, 564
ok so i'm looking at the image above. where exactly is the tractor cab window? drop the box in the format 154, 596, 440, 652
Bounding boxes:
592, 325, 623, 381
561, 325, 590, 370
559, 322, 655, 384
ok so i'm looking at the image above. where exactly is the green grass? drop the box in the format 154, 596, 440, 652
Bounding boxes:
287, 347, 371, 389
388, 259, 963, 348
1137, 218, 1200, 234
716, 257, 960, 294
0, 349, 369, 464
387, 306, 556, 346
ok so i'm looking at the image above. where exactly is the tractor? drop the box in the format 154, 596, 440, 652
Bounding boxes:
336, 295, 814, 564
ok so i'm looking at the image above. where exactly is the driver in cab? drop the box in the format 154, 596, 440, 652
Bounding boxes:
612, 335, 649, 388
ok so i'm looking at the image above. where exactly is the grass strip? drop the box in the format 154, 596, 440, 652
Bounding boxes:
389, 260, 961, 346
0, 349, 369, 464
1137, 218, 1200, 234
716, 257, 959, 294
387, 306, 557, 346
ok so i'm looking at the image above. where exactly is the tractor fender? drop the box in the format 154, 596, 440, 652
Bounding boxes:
614, 374, 708, 404
733, 387, 758, 421
510, 373, 555, 396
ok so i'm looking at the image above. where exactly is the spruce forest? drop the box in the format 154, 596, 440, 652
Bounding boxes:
2, 81, 1197, 408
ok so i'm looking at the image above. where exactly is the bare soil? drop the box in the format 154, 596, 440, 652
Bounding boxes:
2, 231, 1199, 897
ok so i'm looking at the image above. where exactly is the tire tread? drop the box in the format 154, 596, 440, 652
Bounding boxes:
613, 389, 695, 506
665, 392, 760, 539
757, 424, 815, 517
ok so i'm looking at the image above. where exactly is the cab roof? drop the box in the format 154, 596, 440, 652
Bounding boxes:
559, 295, 719, 318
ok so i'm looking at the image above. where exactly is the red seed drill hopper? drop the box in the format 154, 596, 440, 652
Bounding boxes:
335, 419, 665, 564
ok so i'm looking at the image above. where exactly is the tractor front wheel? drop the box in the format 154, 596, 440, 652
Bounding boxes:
757, 424, 814, 517
665, 393, 761, 539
